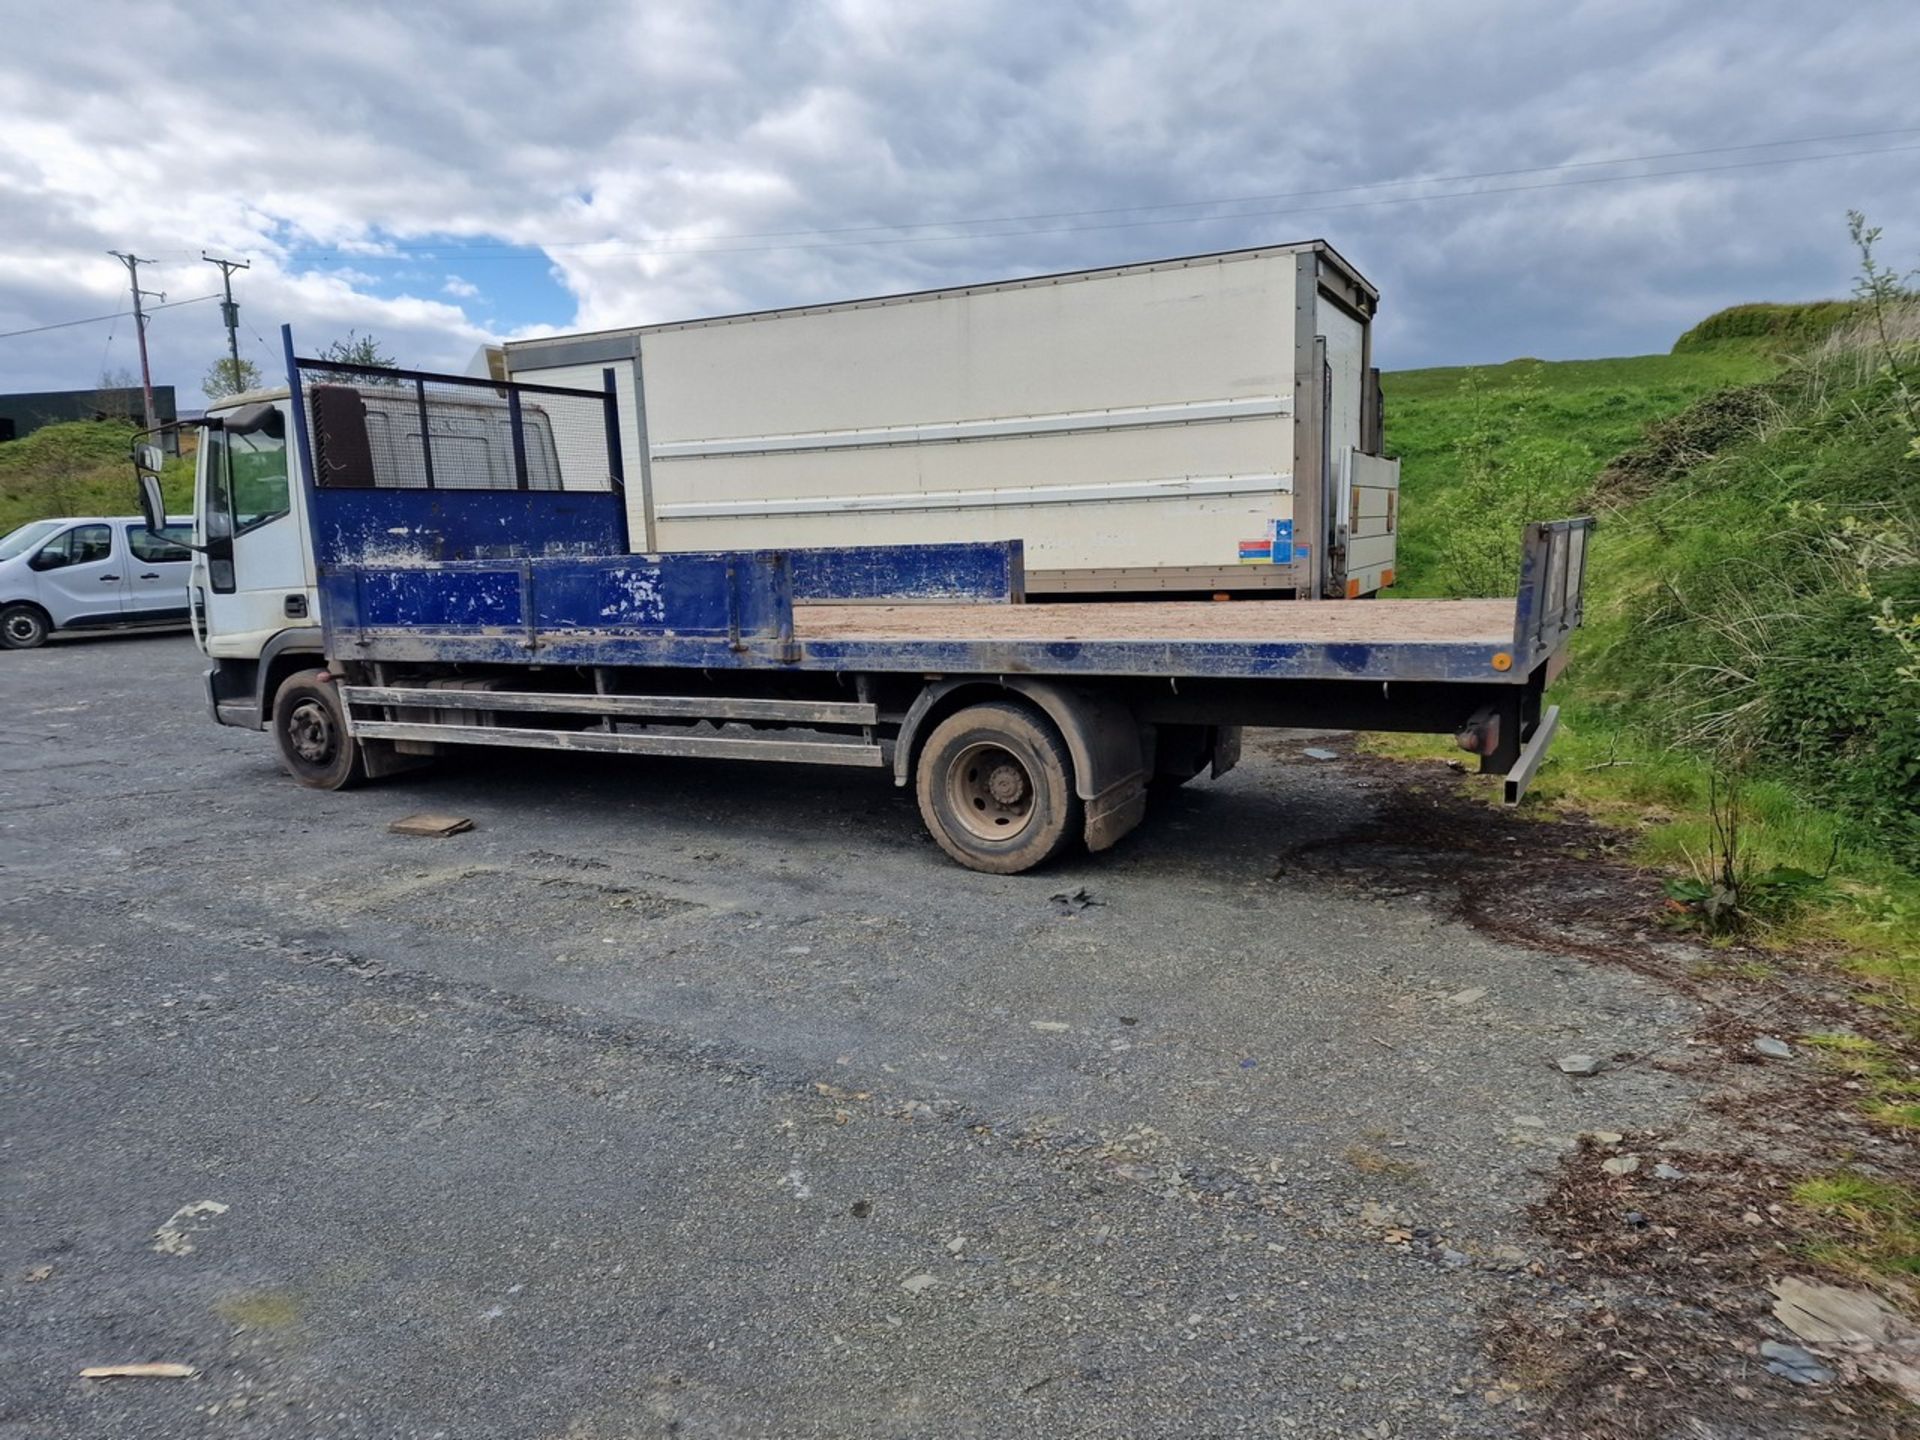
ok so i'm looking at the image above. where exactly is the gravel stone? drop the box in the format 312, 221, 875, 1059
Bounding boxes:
1759, 1340, 1834, 1385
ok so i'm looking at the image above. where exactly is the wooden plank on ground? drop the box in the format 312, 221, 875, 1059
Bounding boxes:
388, 813, 475, 838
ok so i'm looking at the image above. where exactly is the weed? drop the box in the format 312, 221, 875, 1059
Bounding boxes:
1342, 1143, 1425, 1183
1791, 1170, 1920, 1278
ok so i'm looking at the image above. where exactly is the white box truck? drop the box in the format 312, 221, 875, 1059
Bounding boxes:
502, 240, 1398, 599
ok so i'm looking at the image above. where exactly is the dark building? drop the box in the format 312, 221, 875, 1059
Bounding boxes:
0, 386, 177, 444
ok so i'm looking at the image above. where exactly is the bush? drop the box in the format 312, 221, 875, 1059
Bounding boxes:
1672, 301, 1863, 354
1589, 336, 1920, 865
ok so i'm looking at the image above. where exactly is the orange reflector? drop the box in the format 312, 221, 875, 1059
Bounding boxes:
1491, 651, 1513, 672
1345, 578, 1360, 598
1212, 592, 1231, 602
1381, 568, 1394, 587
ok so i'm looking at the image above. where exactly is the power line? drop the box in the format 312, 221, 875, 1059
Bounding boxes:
0, 292, 221, 342
2, 130, 1910, 345
281, 125, 1920, 262
584, 141, 1920, 259
704, 124, 1920, 242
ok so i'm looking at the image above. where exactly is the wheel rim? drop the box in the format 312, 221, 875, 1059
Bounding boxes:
945, 741, 1037, 841
5, 612, 40, 644
286, 697, 338, 766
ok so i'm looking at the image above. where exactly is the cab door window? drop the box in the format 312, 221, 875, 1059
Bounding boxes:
203, 411, 289, 593
205, 414, 290, 541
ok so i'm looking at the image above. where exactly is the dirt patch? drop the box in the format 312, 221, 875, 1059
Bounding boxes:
1489, 1137, 1916, 1437
1273, 743, 1920, 1435
362, 865, 705, 937
1275, 743, 1906, 1051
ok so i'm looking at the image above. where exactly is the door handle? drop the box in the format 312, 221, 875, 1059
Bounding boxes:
139, 572, 160, 579
100, 574, 121, 581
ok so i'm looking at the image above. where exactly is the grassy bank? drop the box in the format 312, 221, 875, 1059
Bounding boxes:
0, 421, 194, 533
1384, 349, 1779, 598
1377, 286, 1920, 1012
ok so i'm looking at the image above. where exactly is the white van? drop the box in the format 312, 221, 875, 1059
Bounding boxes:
0, 515, 194, 649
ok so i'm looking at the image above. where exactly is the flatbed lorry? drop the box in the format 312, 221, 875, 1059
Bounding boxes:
132, 328, 1590, 874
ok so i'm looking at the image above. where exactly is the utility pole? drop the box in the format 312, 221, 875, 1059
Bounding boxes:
202, 252, 250, 382
108, 251, 164, 429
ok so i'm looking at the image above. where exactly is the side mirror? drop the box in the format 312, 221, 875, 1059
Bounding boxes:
136, 471, 167, 534
136, 442, 166, 475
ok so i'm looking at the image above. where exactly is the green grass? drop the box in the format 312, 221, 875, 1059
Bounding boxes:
1382, 349, 1777, 597
1672, 300, 1864, 354
1374, 294, 1920, 1033
1792, 1170, 1920, 1280
0, 420, 193, 533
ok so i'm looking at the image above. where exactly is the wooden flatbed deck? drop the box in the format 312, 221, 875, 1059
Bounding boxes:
794, 598, 1516, 646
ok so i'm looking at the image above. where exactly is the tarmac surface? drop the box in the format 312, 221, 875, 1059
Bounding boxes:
1, 633, 1710, 1438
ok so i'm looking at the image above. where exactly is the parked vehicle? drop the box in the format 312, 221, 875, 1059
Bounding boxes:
0, 514, 193, 649
504, 241, 1399, 599
134, 329, 1588, 874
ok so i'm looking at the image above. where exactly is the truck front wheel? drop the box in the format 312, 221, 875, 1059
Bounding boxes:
915, 701, 1081, 874
272, 671, 366, 790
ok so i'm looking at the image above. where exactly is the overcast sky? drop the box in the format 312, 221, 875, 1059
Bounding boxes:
3, 0, 1917, 400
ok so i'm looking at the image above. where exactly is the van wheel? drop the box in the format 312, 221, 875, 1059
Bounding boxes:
1, 604, 50, 650
915, 701, 1081, 874
272, 670, 366, 790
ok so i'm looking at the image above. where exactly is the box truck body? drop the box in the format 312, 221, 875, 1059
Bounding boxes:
503, 241, 1398, 599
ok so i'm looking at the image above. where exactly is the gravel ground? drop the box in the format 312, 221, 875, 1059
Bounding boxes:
1, 634, 1717, 1438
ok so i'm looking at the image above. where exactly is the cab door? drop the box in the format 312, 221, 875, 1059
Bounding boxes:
28, 523, 128, 629
197, 406, 315, 656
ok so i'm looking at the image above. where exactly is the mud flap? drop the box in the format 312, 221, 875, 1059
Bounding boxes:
1211, 725, 1243, 779
895, 678, 1148, 854
1002, 679, 1147, 854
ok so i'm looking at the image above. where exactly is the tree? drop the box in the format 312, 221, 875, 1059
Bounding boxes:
89, 366, 139, 421
318, 331, 397, 371
202, 356, 264, 400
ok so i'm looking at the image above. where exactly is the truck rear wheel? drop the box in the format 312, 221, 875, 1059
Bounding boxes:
915, 701, 1081, 874
272, 670, 366, 790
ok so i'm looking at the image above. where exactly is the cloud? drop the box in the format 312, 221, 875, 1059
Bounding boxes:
1, 0, 1917, 401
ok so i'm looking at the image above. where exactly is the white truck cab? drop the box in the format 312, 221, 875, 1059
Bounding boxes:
153, 391, 325, 726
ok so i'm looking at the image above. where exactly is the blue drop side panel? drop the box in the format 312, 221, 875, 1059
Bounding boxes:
311, 488, 627, 568
786, 541, 1024, 604
322, 550, 796, 654
533, 553, 792, 637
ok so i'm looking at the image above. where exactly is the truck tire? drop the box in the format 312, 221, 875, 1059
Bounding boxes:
915, 701, 1081, 874
1, 604, 50, 650
272, 670, 366, 790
